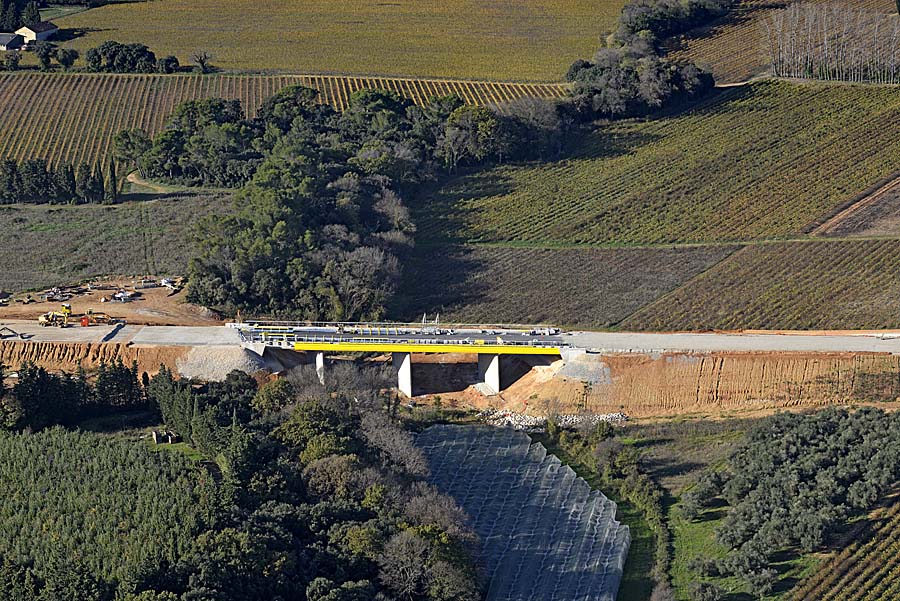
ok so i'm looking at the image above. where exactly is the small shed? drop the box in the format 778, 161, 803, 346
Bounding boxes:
16, 22, 59, 43
0, 33, 23, 51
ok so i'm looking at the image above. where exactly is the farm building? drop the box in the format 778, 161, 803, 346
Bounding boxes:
0, 33, 22, 50
16, 22, 58, 43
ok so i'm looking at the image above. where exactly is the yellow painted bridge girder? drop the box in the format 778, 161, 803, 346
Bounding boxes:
293, 342, 562, 355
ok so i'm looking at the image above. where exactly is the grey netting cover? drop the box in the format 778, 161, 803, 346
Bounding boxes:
417, 425, 630, 601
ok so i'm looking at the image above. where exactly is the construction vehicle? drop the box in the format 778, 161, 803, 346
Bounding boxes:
37, 305, 118, 328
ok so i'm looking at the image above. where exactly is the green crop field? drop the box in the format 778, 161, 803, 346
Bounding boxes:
0, 72, 566, 168
414, 80, 900, 246
54, 0, 625, 81
0, 193, 231, 292
621, 240, 900, 331
389, 244, 738, 328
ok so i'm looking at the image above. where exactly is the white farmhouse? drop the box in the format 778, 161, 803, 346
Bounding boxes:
16, 22, 59, 43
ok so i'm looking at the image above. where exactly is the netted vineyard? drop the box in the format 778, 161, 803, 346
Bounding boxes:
621, 239, 900, 331
0, 73, 567, 167
416, 81, 900, 245
792, 497, 900, 600
416, 425, 630, 601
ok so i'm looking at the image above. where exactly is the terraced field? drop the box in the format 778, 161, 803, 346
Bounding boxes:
414, 81, 900, 245
0, 193, 230, 292
389, 244, 738, 328
621, 240, 900, 331
54, 0, 625, 81
0, 73, 567, 167
668, 0, 895, 84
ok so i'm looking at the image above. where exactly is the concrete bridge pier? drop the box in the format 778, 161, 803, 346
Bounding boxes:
315, 351, 325, 385
393, 352, 413, 397
478, 354, 501, 395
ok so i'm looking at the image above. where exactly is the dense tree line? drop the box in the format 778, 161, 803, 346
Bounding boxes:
0, 362, 483, 600
118, 85, 566, 320
0, 158, 118, 204
764, 3, 900, 84
0, 359, 146, 430
682, 408, 900, 595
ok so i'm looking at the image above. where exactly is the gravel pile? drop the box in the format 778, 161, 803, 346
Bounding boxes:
479, 409, 628, 432
177, 346, 283, 380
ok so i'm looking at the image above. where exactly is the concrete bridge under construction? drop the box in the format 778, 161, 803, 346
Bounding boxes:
231, 321, 570, 396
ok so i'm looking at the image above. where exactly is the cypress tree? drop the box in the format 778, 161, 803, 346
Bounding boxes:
21, 1, 38, 27
103, 158, 117, 204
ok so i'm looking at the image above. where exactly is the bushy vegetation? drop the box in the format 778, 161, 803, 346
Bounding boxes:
682, 408, 900, 595
84, 40, 179, 74
0, 73, 566, 170
616, 0, 734, 44
124, 84, 568, 319
0, 362, 482, 601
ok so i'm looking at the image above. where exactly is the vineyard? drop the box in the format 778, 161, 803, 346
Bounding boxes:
389, 244, 738, 328
53, 0, 625, 81
792, 495, 900, 600
0, 193, 230, 292
620, 239, 900, 331
0, 72, 567, 167
668, 0, 895, 84
414, 81, 900, 245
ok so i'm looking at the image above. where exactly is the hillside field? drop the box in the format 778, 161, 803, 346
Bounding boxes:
413, 81, 900, 245
0, 72, 566, 167
389, 244, 738, 328
0, 193, 230, 292
669, 0, 895, 84
54, 0, 625, 81
621, 240, 900, 331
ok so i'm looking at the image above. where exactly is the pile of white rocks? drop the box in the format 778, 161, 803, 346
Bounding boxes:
479, 409, 628, 432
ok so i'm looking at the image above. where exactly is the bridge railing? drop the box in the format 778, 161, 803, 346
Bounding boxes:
228, 320, 561, 335
239, 332, 565, 349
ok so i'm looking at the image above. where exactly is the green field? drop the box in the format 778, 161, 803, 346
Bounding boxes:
55, 0, 625, 81
0, 193, 230, 292
414, 81, 900, 245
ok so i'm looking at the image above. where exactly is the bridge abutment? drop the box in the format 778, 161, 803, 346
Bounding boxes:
478, 353, 501, 395
315, 351, 325, 385
393, 352, 413, 397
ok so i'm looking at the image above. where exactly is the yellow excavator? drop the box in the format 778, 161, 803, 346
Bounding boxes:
38, 305, 115, 328
38, 303, 72, 327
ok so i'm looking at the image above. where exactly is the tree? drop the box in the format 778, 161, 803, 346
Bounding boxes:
191, 50, 213, 74
156, 55, 179, 74
21, 2, 39, 28
113, 129, 152, 176
85, 47, 102, 72
55, 48, 79, 71
4, 51, 20, 72
0, 1, 20, 32
33, 42, 54, 71
53, 162, 76, 204
103, 158, 118, 204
